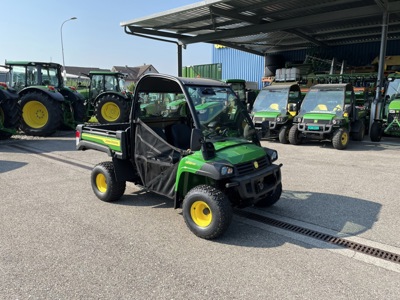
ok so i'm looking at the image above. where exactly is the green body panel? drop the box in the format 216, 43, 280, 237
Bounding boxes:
302, 112, 336, 121
253, 111, 281, 119
388, 99, 400, 110
175, 140, 266, 191
167, 99, 185, 109
81, 132, 121, 152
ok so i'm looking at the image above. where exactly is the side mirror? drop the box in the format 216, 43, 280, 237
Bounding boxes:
201, 141, 216, 160
288, 103, 297, 111
190, 128, 202, 151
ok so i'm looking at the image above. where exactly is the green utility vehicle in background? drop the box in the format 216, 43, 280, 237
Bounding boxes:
0, 81, 21, 139
370, 72, 400, 141
289, 83, 368, 150
77, 71, 131, 124
4, 61, 85, 136
251, 83, 303, 143
224, 79, 258, 110
76, 74, 282, 239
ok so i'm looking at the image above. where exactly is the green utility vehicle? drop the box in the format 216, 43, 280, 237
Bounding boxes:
289, 83, 367, 150
77, 71, 131, 124
251, 84, 303, 143
76, 74, 282, 239
224, 79, 258, 110
4, 61, 85, 136
0, 82, 21, 139
370, 72, 400, 141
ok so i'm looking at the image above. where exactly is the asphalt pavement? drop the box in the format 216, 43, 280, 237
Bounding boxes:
1, 130, 400, 299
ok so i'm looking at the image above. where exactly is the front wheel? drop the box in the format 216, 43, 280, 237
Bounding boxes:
0, 98, 21, 139
288, 125, 302, 145
254, 182, 282, 207
278, 125, 290, 144
369, 121, 382, 142
95, 95, 129, 124
332, 128, 349, 150
182, 185, 232, 239
91, 161, 126, 202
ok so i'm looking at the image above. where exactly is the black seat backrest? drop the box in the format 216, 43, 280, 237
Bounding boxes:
170, 124, 191, 150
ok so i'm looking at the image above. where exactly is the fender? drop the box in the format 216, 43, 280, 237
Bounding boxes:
59, 87, 85, 102
95, 91, 130, 103
18, 86, 65, 102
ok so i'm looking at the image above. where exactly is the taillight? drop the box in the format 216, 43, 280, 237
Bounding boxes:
75, 130, 80, 145
0, 82, 8, 89
48, 85, 56, 91
69, 86, 76, 91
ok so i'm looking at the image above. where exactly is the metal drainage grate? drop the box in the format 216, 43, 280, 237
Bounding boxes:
235, 209, 400, 264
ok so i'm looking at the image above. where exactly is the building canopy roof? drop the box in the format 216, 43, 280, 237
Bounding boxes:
121, 0, 400, 56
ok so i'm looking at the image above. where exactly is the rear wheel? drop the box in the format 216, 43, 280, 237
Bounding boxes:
182, 185, 232, 239
19, 92, 62, 136
370, 121, 382, 142
278, 125, 290, 144
288, 125, 302, 145
332, 128, 349, 150
91, 161, 126, 202
95, 95, 129, 124
0, 98, 21, 139
351, 120, 365, 141
254, 182, 282, 207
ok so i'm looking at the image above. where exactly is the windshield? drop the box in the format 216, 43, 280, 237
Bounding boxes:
300, 88, 345, 113
252, 89, 289, 112
386, 79, 400, 101
186, 85, 255, 141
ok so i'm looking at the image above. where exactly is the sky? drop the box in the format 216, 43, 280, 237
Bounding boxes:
1, 0, 212, 76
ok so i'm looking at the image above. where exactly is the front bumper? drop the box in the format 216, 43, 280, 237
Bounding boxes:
227, 163, 282, 204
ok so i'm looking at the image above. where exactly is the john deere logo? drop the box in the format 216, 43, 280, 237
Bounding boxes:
254, 161, 259, 169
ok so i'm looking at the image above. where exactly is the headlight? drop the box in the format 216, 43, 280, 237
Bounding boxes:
277, 116, 287, 123
221, 166, 234, 176
266, 149, 278, 162
332, 119, 342, 125
389, 109, 395, 114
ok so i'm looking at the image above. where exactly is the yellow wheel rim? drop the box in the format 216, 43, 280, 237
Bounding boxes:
96, 173, 107, 193
101, 102, 120, 122
23, 101, 49, 128
341, 132, 349, 145
190, 201, 212, 227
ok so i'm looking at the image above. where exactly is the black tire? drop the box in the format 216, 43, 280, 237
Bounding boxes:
254, 182, 282, 207
19, 92, 62, 136
278, 125, 290, 144
332, 128, 349, 150
0, 98, 21, 139
182, 185, 232, 239
351, 120, 365, 141
370, 121, 382, 142
288, 124, 302, 145
72, 100, 87, 123
95, 94, 129, 124
91, 161, 126, 202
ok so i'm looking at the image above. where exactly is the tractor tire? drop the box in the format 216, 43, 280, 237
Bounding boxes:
182, 185, 232, 239
91, 161, 126, 202
19, 92, 62, 136
95, 95, 129, 124
351, 120, 365, 141
0, 98, 21, 140
254, 182, 282, 207
332, 128, 349, 150
278, 125, 290, 144
369, 121, 382, 142
72, 100, 87, 124
288, 125, 302, 145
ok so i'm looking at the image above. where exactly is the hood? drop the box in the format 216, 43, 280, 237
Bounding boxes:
388, 99, 400, 110
302, 112, 336, 121
253, 111, 281, 119
211, 139, 265, 165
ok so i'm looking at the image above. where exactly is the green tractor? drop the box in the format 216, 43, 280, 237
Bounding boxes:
251, 83, 303, 143
289, 83, 368, 150
77, 71, 131, 124
370, 72, 400, 141
0, 81, 21, 139
4, 61, 85, 136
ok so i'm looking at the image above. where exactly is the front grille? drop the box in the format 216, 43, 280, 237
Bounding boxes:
254, 117, 275, 123
235, 156, 268, 176
303, 119, 331, 125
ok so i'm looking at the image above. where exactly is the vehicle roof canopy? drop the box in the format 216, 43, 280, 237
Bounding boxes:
264, 84, 300, 91
5, 61, 62, 69
310, 83, 353, 91
88, 70, 125, 77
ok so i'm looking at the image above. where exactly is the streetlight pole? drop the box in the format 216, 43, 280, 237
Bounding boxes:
60, 17, 77, 82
